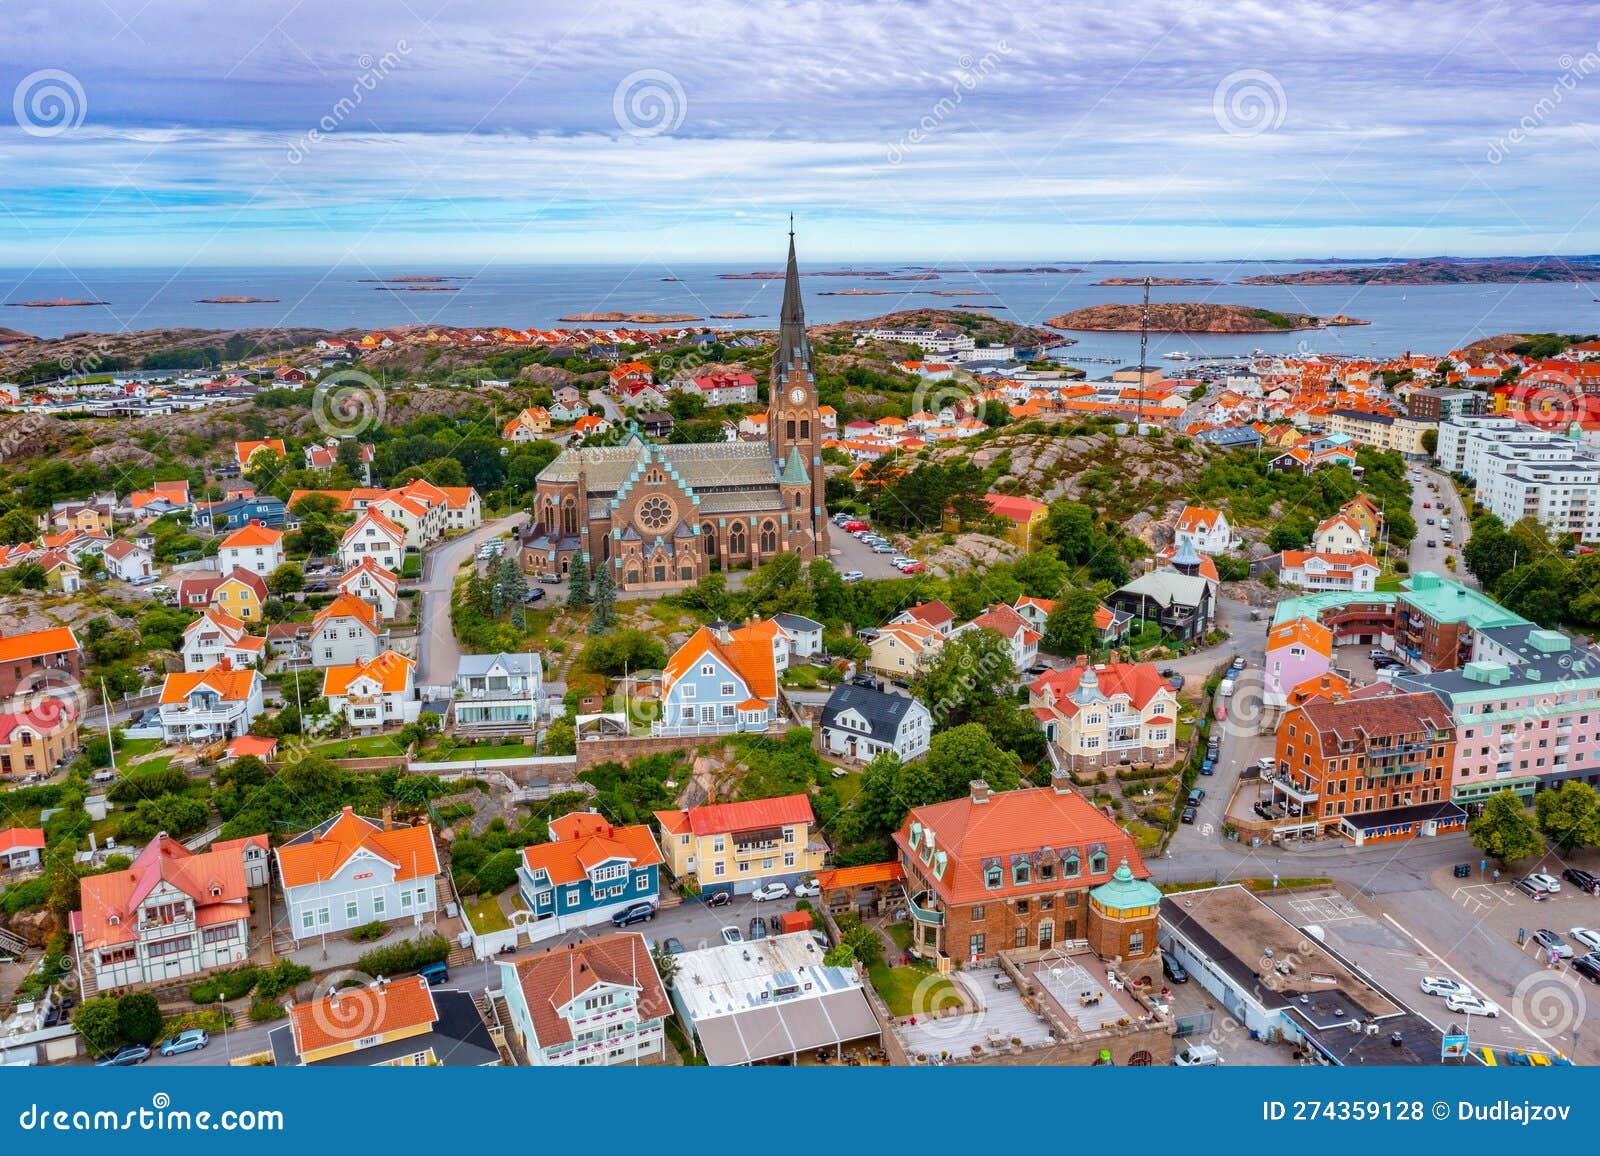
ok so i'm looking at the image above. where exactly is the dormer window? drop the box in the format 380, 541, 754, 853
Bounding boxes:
1090, 851, 1108, 875
1013, 861, 1030, 886
984, 864, 1003, 889
1063, 850, 1080, 878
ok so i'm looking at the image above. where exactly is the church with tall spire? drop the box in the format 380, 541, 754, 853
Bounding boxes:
526, 226, 829, 593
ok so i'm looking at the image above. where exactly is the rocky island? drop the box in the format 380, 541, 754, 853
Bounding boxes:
1046, 303, 1366, 332
5, 298, 110, 308
558, 311, 702, 323
1239, 257, 1600, 285
196, 296, 280, 304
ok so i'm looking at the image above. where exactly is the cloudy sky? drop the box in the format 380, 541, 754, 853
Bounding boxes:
2, 0, 1598, 265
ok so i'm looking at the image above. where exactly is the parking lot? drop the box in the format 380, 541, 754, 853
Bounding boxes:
1259, 887, 1563, 1058
827, 518, 922, 581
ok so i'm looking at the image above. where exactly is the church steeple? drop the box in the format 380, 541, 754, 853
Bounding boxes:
776, 215, 809, 377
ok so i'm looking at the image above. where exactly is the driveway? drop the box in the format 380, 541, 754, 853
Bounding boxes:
416, 513, 529, 686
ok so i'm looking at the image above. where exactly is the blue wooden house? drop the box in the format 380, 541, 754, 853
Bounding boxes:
192, 494, 289, 531
516, 812, 663, 944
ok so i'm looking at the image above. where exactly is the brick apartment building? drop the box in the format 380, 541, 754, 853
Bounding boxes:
892, 777, 1161, 982
1271, 690, 1464, 844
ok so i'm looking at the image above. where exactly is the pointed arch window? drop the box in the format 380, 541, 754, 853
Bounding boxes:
759, 521, 778, 552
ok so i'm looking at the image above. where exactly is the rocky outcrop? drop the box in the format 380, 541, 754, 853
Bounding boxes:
1046, 303, 1355, 332
5, 908, 60, 947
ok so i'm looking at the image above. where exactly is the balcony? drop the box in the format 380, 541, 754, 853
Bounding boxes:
907, 889, 945, 927
1272, 778, 1320, 804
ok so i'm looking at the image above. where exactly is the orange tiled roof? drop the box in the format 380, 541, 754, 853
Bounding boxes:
321, 650, 414, 697
0, 626, 79, 664
76, 833, 248, 949
522, 813, 662, 885
501, 933, 668, 1049
289, 975, 437, 1055
895, 786, 1148, 906
160, 661, 257, 705
313, 592, 381, 633
1267, 616, 1333, 658
220, 520, 282, 549
275, 806, 439, 889
663, 625, 777, 703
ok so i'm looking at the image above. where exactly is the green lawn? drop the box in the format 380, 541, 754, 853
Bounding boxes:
309, 735, 411, 759
427, 740, 533, 762
831, 767, 863, 805
884, 922, 913, 952
866, 961, 958, 1018
116, 737, 165, 761
464, 893, 511, 934
401, 554, 423, 579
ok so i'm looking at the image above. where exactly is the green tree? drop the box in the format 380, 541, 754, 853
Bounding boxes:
1462, 514, 1514, 590
72, 996, 123, 1056
0, 509, 36, 545
566, 554, 591, 609
1534, 780, 1600, 853
926, 723, 1022, 798
915, 628, 1017, 726
267, 562, 305, 596
116, 991, 164, 1045
651, 941, 679, 989
1468, 789, 1543, 864
590, 563, 615, 634
1043, 587, 1102, 657
493, 552, 527, 612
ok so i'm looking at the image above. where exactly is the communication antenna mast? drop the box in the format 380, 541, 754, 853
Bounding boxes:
1135, 275, 1152, 436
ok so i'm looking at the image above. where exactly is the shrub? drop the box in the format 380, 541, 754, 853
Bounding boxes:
254, 960, 311, 1000
354, 934, 451, 978
1, 877, 50, 914
117, 992, 164, 1045
107, 766, 189, 803
248, 998, 287, 1023
189, 965, 261, 1004
349, 920, 387, 943
474, 848, 521, 895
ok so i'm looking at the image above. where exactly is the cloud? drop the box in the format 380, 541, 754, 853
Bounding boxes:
3, 0, 1599, 262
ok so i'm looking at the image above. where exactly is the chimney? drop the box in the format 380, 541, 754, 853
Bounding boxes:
1075, 654, 1088, 667
381, 805, 393, 830
969, 780, 990, 805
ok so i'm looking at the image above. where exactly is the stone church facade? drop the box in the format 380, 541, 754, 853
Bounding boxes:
527, 232, 830, 593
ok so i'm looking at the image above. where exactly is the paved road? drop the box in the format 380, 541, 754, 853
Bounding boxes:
1410, 464, 1473, 584
586, 388, 625, 423
415, 513, 529, 686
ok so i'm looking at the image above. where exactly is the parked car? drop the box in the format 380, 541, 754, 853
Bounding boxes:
1419, 975, 1471, 998
521, 587, 546, 603
748, 916, 769, 940
160, 1029, 209, 1057
1230, 656, 1246, 671
896, 561, 925, 574
793, 878, 820, 898
890, 556, 915, 568
871, 543, 896, 553
1180, 806, 1198, 825
611, 901, 657, 927
751, 882, 790, 902
1515, 878, 1550, 900
1187, 788, 1205, 805
1160, 667, 1175, 677
1527, 872, 1563, 893
418, 961, 450, 985
1445, 992, 1501, 1017
1533, 929, 1574, 958
1572, 953, 1600, 984
704, 890, 732, 908
842, 520, 869, 533
1199, 760, 1214, 776
840, 570, 865, 583
96, 1044, 152, 1067
720, 926, 742, 945
1173, 1044, 1221, 1066
661, 937, 686, 955
1163, 956, 1190, 983
1025, 663, 1051, 677
1565, 868, 1600, 895
1571, 926, 1600, 952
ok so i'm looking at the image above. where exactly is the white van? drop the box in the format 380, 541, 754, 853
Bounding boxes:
1173, 1044, 1222, 1066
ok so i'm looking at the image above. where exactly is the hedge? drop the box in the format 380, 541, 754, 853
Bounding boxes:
354, 934, 451, 978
